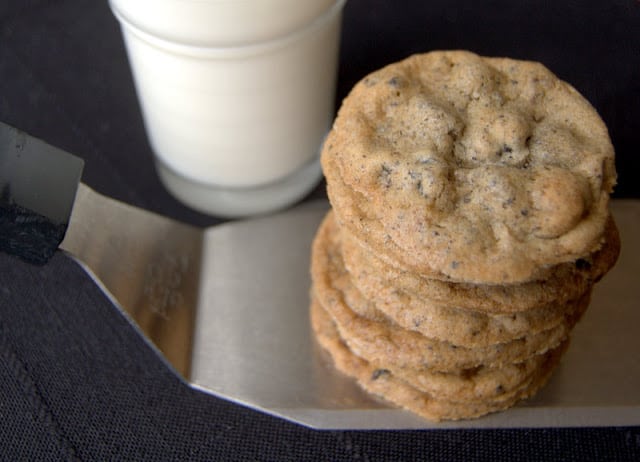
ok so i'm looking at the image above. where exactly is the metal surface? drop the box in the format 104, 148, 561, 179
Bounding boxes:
62, 187, 640, 429
61, 183, 202, 378
0, 121, 83, 226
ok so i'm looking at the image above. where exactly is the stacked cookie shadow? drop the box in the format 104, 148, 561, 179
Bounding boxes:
309, 50, 620, 421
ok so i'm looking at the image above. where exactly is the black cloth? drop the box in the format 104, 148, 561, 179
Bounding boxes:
1, 1, 640, 460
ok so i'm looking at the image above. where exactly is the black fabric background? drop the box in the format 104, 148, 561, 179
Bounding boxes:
1, 1, 639, 460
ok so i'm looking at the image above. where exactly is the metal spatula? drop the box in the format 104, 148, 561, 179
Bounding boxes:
2, 120, 640, 430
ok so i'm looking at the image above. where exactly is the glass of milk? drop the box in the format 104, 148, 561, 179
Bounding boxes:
109, 0, 346, 217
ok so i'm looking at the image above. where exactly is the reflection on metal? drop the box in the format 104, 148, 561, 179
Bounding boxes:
62, 184, 202, 378
62, 190, 640, 429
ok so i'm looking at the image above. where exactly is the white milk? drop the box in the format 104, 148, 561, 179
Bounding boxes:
109, 0, 345, 217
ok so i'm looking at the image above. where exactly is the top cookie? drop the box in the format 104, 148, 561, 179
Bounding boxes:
322, 50, 617, 284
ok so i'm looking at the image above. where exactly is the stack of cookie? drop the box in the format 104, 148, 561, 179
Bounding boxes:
310, 50, 620, 421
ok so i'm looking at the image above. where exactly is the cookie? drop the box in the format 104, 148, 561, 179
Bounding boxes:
312, 210, 587, 350
310, 50, 618, 421
311, 299, 568, 403
341, 212, 620, 314
322, 50, 616, 284
310, 298, 565, 421
310, 211, 578, 370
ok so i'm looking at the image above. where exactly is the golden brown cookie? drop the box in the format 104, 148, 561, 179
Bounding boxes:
311, 210, 588, 352
322, 50, 617, 284
310, 298, 565, 422
341, 212, 620, 314
312, 294, 567, 403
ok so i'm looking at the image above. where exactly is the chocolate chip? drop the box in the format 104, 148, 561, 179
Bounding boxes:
379, 164, 393, 188
387, 76, 401, 87
502, 197, 515, 208
371, 369, 390, 381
